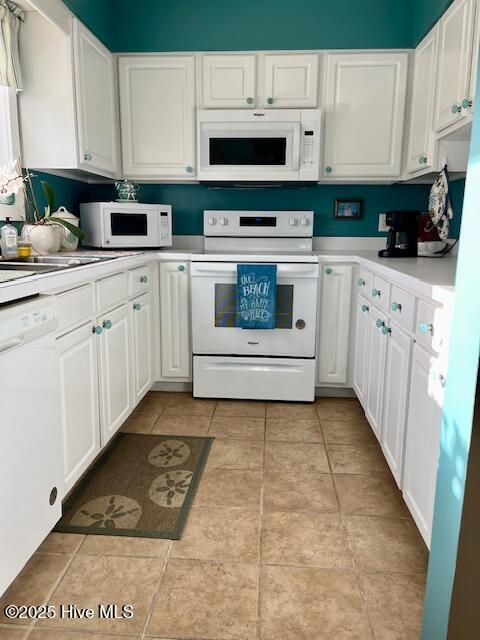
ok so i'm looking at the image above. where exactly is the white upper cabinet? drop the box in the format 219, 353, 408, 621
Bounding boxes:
323, 52, 408, 178
317, 264, 352, 385
119, 55, 196, 178
73, 19, 119, 175
433, 0, 476, 132
202, 54, 257, 108
406, 28, 438, 174
19, 13, 119, 178
263, 53, 319, 107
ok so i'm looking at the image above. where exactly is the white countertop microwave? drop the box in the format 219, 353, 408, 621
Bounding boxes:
80, 202, 172, 249
197, 109, 321, 183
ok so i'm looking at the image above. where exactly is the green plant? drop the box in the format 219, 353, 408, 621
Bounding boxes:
39, 181, 85, 241
24, 175, 85, 241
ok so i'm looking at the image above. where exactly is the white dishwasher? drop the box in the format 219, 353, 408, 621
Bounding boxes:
0, 296, 63, 597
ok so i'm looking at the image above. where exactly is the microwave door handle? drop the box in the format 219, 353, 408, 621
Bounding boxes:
291, 123, 301, 170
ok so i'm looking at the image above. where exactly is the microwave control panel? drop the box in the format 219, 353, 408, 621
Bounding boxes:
300, 113, 321, 176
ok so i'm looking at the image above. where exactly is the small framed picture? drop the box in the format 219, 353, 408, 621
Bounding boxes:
334, 199, 362, 219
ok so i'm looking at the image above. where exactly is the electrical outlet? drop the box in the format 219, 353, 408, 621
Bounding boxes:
378, 213, 389, 232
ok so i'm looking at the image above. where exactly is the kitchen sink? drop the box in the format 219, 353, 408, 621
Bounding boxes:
0, 254, 117, 273
0, 262, 69, 273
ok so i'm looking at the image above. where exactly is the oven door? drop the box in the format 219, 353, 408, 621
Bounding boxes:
198, 121, 300, 181
191, 262, 318, 358
103, 207, 160, 248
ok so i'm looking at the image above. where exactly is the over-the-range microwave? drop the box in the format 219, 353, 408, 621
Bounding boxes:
197, 108, 321, 183
80, 202, 172, 249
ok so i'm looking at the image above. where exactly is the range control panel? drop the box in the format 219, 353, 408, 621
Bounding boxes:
204, 210, 314, 237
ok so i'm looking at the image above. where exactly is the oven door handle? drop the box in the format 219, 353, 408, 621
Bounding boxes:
203, 361, 306, 373
191, 263, 318, 277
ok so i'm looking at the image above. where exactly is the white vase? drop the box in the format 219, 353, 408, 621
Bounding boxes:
53, 206, 80, 251
22, 223, 62, 255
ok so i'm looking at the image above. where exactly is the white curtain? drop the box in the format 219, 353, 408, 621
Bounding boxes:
0, 1, 24, 90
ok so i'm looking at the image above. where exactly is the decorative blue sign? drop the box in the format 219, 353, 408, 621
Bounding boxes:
236, 264, 277, 330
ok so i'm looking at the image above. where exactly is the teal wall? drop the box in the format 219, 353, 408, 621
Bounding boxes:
87, 181, 453, 237
32, 171, 89, 217
61, 0, 115, 49
110, 0, 413, 52
412, 0, 454, 45
421, 58, 480, 640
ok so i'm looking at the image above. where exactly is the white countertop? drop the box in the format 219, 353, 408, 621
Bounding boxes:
0, 247, 457, 307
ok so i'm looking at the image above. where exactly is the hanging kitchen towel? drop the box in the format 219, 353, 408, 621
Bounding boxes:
237, 264, 277, 330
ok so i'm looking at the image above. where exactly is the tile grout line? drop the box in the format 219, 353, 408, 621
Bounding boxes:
320, 418, 376, 640
139, 540, 174, 640
255, 409, 267, 640
23, 538, 84, 640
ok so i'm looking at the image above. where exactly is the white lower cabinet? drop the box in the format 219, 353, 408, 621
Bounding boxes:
381, 322, 413, 487
131, 293, 153, 404
57, 323, 101, 493
317, 264, 352, 384
159, 261, 191, 379
365, 309, 389, 441
352, 295, 371, 405
98, 304, 132, 446
403, 343, 444, 547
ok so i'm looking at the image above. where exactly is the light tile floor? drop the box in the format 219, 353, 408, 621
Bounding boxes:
0, 393, 428, 640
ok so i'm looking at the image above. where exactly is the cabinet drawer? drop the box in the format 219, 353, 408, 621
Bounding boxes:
356, 267, 373, 298
415, 299, 450, 353
371, 274, 391, 311
129, 265, 151, 298
389, 285, 416, 332
54, 284, 94, 336
95, 272, 128, 314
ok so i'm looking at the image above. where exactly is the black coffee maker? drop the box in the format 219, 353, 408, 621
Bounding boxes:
378, 210, 420, 258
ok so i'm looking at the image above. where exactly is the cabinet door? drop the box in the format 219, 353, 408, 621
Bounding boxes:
57, 322, 100, 493
317, 265, 352, 384
98, 304, 132, 446
131, 293, 153, 404
353, 295, 371, 406
403, 344, 444, 547
160, 261, 191, 379
323, 52, 408, 177
406, 29, 438, 174
119, 56, 196, 178
202, 54, 256, 108
433, 0, 476, 132
263, 54, 319, 108
381, 323, 413, 487
365, 309, 389, 441
73, 19, 118, 176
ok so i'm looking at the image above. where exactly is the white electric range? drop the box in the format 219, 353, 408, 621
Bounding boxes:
191, 210, 319, 402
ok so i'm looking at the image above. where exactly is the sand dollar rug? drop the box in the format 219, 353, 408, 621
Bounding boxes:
55, 434, 213, 539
